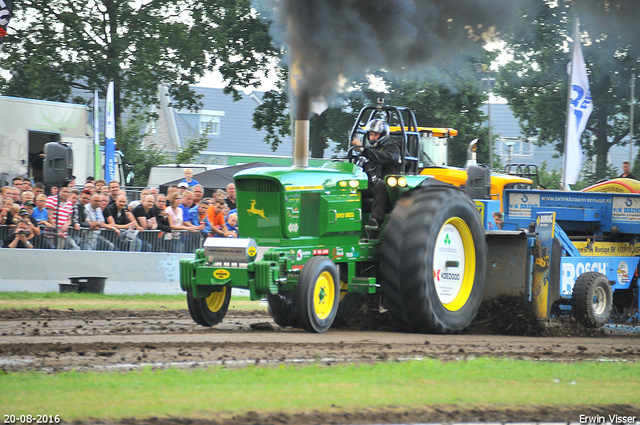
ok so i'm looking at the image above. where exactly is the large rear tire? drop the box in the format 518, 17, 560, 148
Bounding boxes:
331, 281, 363, 328
186, 287, 232, 327
266, 292, 299, 328
379, 196, 414, 331
571, 272, 612, 328
296, 257, 340, 333
398, 187, 487, 334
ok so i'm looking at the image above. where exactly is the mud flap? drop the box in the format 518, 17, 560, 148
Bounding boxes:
484, 230, 529, 301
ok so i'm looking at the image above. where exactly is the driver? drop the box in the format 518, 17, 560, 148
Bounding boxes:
351, 118, 401, 238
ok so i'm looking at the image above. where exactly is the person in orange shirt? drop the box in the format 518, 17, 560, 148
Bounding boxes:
207, 199, 237, 238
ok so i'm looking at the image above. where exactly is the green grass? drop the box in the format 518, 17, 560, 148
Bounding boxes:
0, 292, 265, 311
1, 358, 638, 420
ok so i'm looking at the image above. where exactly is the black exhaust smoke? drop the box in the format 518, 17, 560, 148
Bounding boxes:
254, 0, 524, 165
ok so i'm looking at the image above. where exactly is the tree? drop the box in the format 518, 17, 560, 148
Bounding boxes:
175, 133, 210, 164
495, 0, 640, 181
0, 0, 277, 126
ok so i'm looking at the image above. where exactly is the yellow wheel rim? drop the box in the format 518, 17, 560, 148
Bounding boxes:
433, 217, 476, 312
206, 287, 227, 312
313, 271, 336, 320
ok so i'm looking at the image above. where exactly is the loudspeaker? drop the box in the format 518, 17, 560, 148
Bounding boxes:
44, 142, 73, 186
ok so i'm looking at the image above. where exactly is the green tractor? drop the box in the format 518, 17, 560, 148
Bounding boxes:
180, 104, 488, 333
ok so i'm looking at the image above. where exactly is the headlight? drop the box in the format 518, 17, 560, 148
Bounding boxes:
349, 180, 359, 188
387, 176, 398, 187
397, 177, 407, 187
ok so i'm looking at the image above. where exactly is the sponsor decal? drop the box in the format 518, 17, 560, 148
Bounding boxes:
247, 246, 256, 257
561, 260, 608, 294
508, 193, 540, 218
612, 197, 640, 222
285, 185, 324, 191
213, 269, 230, 280
617, 261, 629, 285
296, 249, 303, 261
313, 248, 330, 256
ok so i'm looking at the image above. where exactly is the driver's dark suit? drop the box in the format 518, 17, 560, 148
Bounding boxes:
367, 139, 401, 226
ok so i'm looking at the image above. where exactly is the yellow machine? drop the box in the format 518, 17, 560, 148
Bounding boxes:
396, 126, 534, 210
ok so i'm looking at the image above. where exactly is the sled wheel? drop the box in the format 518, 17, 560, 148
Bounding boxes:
331, 280, 363, 328
186, 287, 231, 327
379, 195, 414, 331
399, 186, 487, 334
296, 256, 340, 333
267, 291, 299, 328
571, 272, 613, 328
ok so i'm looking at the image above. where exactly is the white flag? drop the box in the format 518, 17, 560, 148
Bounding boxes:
564, 36, 593, 185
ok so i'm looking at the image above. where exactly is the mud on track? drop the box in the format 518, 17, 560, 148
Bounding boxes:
1, 307, 639, 424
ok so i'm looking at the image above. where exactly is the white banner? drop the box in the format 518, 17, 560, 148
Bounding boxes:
564, 35, 593, 185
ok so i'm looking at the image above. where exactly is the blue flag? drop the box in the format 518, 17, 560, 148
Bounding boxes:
105, 81, 116, 182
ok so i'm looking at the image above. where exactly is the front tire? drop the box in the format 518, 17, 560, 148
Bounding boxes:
296, 257, 340, 333
186, 287, 232, 327
571, 272, 612, 328
399, 187, 487, 334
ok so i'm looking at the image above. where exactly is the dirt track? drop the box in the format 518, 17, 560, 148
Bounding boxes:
1, 307, 639, 424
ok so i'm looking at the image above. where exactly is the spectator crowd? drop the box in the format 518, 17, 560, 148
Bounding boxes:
1, 169, 239, 250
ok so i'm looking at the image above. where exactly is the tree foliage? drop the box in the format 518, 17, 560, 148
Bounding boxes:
495, 0, 640, 180
0, 0, 277, 126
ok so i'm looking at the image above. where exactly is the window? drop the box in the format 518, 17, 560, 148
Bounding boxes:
200, 115, 220, 135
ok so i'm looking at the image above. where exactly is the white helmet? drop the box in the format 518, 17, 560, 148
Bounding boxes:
364, 119, 390, 147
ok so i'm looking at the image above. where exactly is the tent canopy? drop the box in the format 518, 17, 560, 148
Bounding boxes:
159, 162, 278, 197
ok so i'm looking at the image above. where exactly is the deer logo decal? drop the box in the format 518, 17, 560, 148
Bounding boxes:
247, 200, 269, 222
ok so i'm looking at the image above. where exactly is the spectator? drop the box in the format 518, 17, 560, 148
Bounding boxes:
166, 192, 199, 234
191, 199, 211, 236
20, 190, 35, 206
84, 193, 116, 251
104, 193, 143, 251
46, 186, 79, 250
10, 186, 21, 203
22, 180, 33, 193
225, 183, 236, 209
94, 179, 107, 193
180, 168, 200, 187
207, 198, 237, 238
179, 190, 195, 217
154, 194, 172, 233
11, 176, 23, 193
0, 197, 14, 226
226, 212, 238, 235
50, 186, 59, 196
31, 195, 51, 227
33, 183, 45, 198
85, 176, 95, 184
72, 189, 92, 231
84, 182, 96, 193
8, 203, 20, 225
67, 176, 76, 188
177, 181, 189, 193
167, 185, 179, 198
214, 189, 226, 202
148, 187, 159, 197
19, 207, 40, 238
107, 180, 121, 203
3, 219, 34, 249
192, 184, 204, 206
133, 195, 158, 230
620, 161, 637, 180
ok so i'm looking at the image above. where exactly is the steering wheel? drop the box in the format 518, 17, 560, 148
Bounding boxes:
347, 146, 380, 174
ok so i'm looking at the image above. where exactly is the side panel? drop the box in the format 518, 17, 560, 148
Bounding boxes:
484, 231, 530, 301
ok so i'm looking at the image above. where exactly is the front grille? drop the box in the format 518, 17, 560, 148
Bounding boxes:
237, 179, 279, 193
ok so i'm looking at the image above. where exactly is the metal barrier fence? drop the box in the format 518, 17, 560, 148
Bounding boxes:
0, 225, 207, 253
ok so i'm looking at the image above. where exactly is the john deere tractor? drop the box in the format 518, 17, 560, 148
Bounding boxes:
180, 104, 496, 333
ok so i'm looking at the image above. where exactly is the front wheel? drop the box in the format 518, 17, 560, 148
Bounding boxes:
186, 287, 232, 327
296, 257, 340, 333
398, 186, 487, 334
571, 272, 612, 328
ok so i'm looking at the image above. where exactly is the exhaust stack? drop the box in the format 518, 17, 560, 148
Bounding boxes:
293, 90, 310, 168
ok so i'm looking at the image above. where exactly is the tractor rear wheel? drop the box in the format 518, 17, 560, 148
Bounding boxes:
186, 287, 232, 327
398, 186, 487, 334
571, 272, 612, 328
379, 196, 414, 331
296, 256, 340, 333
267, 292, 299, 328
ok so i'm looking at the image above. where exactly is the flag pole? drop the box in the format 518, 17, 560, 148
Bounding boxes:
561, 18, 579, 191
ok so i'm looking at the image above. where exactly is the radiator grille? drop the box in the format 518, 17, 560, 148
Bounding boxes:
237, 179, 279, 193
